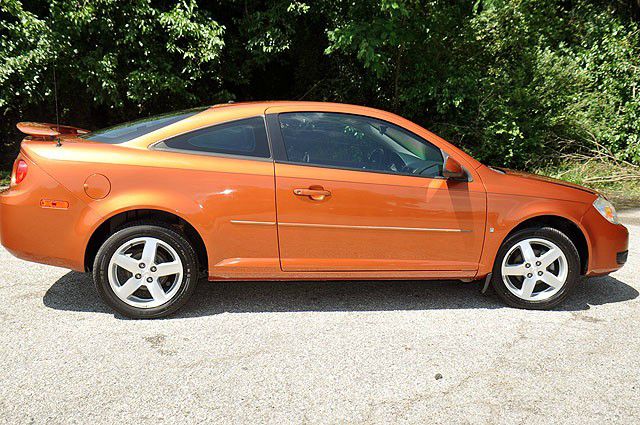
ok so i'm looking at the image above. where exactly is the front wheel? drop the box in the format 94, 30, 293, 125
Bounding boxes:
491, 227, 581, 310
93, 223, 199, 318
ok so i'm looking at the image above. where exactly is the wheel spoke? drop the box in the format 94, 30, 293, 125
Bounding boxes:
502, 263, 528, 276
113, 254, 140, 273
502, 237, 569, 302
541, 271, 564, 289
108, 236, 185, 308
520, 277, 537, 299
517, 241, 536, 263
116, 277, 142, 299
155, 261, 182, 277
140, 239, 158, 266
146, 279, 167, 303
539, 248, 562, 269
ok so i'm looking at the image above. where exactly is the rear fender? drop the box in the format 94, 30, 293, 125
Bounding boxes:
79, 189, 208, 256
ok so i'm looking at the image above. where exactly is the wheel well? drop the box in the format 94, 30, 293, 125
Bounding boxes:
508, 215, 589, 274
84, 209, 208, 273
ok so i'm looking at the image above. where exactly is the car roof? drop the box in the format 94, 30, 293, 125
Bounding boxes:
211, 100, 366, 109
209, 100, 390, 116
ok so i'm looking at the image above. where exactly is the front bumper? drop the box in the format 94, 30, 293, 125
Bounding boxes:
581, 206, 629, 276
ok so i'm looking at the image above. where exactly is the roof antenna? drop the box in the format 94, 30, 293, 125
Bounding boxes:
53, 64, 62, 147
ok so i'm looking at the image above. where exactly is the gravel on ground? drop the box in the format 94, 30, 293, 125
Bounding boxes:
0, 210, 638, 424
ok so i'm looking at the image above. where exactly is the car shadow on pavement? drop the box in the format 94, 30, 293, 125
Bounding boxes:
43, 272, 638, 319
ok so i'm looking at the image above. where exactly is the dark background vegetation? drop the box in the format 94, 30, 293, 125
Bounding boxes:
1, 0, 639, 194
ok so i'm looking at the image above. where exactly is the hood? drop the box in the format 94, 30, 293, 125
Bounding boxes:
496, 167, 597, 195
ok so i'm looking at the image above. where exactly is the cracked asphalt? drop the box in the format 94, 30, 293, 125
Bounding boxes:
0, 210, 638, 424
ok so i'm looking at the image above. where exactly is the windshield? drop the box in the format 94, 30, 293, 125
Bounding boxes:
80, 107, 208, 144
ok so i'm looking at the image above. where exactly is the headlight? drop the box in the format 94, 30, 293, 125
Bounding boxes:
593, 196, 619, 224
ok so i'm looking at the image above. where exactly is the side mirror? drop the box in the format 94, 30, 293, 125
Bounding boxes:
443, 157, 466, 180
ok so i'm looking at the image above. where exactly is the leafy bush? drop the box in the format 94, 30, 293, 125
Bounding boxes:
322, 0, 640, 167
0, 168, 9, 186
1, 0, 639, 171
0, 0, 225, 165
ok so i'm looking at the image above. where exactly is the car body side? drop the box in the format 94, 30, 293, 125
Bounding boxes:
0, 102, 628, 280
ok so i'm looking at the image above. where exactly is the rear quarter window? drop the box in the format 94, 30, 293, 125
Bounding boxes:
154, 117, 271, 158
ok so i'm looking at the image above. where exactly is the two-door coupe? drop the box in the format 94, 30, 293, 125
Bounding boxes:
0, 102, 629, 317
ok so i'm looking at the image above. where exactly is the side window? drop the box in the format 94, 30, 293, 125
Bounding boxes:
155, 117, 270, 158
278, 112, 444, 177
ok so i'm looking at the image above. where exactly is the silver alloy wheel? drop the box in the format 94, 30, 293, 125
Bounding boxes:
501, 237, 568, 302
107, 237, 184, 308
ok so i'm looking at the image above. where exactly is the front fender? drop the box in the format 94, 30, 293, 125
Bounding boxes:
476, 194, 592, 277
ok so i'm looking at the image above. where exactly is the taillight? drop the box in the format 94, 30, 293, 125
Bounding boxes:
14, 159, 28, 184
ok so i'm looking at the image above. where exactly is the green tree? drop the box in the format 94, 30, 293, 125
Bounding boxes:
1, 0, 639, 171
0, 0, 225, 163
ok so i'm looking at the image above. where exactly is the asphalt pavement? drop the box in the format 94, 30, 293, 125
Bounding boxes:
0, 210, 638, 424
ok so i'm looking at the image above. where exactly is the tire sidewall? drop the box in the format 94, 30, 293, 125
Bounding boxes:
492, 227, 580, 309
93, 225, 198, 318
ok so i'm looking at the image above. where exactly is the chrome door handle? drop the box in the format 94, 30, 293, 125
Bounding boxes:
293, 188, 331, 201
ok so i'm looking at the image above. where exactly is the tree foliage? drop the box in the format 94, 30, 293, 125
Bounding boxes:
1, 0, 639, 169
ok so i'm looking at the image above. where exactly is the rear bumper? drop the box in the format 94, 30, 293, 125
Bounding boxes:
0, 157, 98, 271
581, 207, 629, 276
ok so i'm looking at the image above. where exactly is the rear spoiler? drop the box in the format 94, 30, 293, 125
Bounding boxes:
16, 122, 89, 138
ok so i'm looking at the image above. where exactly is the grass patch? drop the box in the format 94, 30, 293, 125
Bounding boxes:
535, 160, 640, 210
0, 169, 10, 187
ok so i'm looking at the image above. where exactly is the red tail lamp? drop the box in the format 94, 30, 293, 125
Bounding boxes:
14, 159, 28, 185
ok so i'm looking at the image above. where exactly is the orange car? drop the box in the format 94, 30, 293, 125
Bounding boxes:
0, 102, 629, 317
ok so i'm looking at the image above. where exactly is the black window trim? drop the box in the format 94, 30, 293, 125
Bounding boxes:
149, 115, 273, 161
266, 111, 471, 182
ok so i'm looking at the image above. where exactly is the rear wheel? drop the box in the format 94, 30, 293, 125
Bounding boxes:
93, 223, 198, 318
491, 227, 580, 309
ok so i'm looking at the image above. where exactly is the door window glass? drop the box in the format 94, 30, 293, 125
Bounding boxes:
278, 112, 443, 177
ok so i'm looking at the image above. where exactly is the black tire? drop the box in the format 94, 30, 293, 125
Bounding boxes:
93, 222, 199, 318
491, 226, 580, 310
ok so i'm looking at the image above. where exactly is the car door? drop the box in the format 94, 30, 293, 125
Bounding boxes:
267, 110, 487, 272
